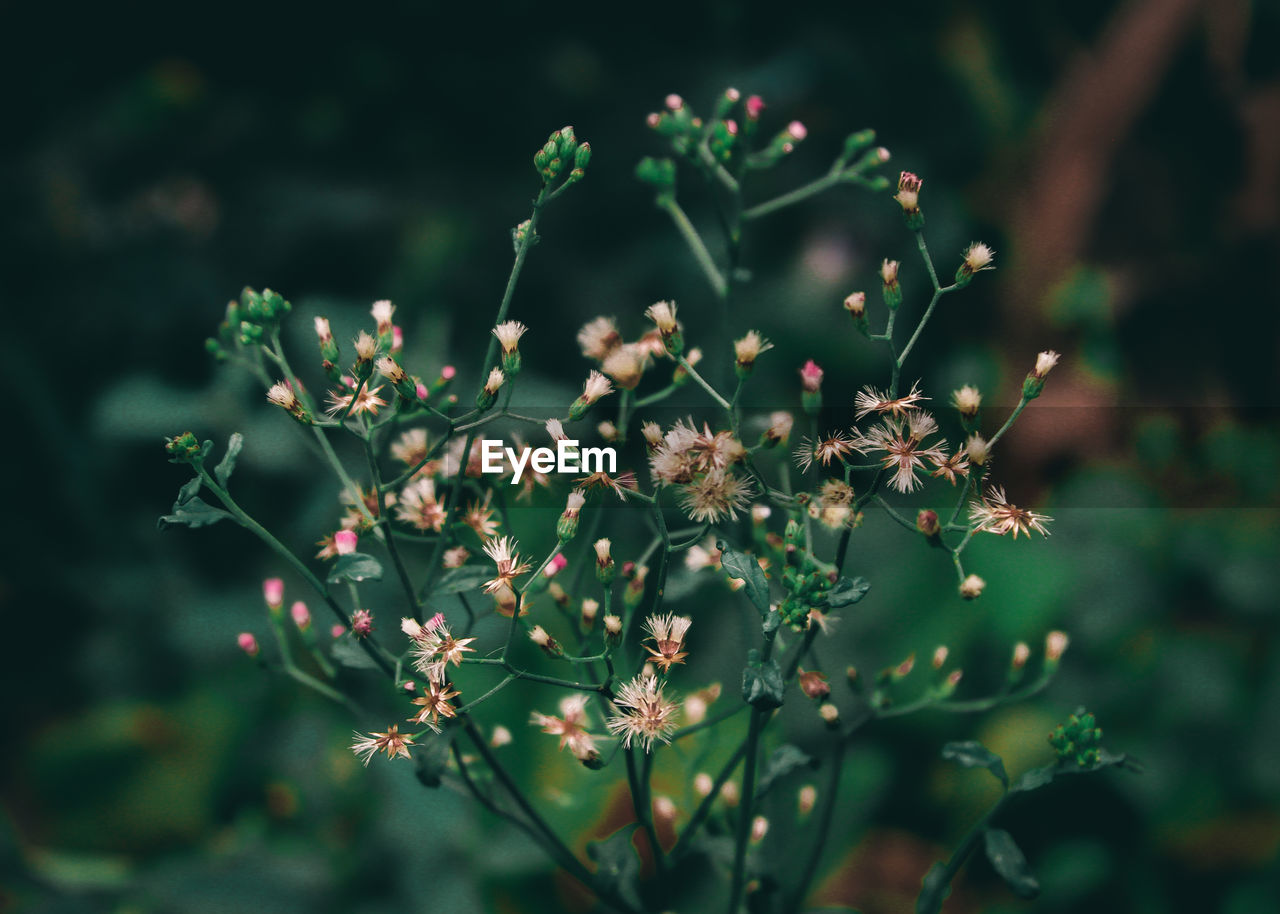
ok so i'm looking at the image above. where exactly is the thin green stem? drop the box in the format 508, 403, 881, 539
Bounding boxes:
658, 197, 728, 299
741, 172, 841, 222
676, 355, 733, 411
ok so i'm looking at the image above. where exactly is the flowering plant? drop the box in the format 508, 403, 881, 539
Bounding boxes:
160, 91, 1137, 913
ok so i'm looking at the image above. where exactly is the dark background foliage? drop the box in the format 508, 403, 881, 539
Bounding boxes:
3, 1, 1279, 912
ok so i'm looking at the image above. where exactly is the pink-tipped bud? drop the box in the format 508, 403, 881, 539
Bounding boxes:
330, 624, 346, 639
441, 365, 457, 380
665, 93, 684, 110
799, 359, 824, 393
491, 725, 513, 748
932, 646, 949, 670
351, 609, 374, 637
751, 816, 769, 843
1012, 642, 1031, 670
798, 785, 817, 816
263, 578, 284, 610
653, 796, 677, 823
391, 325, 404, 353
799, 669, 831, 700
745, 95, 765, 119
334, 530, 358, 555
787, 121, 807, 141
415, 381, 429, 401
237, 632, 259, 656
403, 680, 417, 693
646, 112, 661, 128
1045, 631, 1070, 664
290, 601, 311, 631
544, 553, 568, 578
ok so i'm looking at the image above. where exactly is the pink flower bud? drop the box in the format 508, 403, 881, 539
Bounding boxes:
290, 601, 311, 630
799, 359, 824, 392
646, 112, 661, 128
441, 365, 457, 380
330, 624, 346, 639
237, 632, 259, 656
544, 553, 568, 578
391, 325, 403, 352
334, 530, 358, 555
665, 93, 683, 110
787, 121, 807, 140
745, 95, 765, 119
424, 612, 445, 634
415, 381, 429, 401
263, 578, 284, 609
403, 680, 417, 693
352, 609, 375, 637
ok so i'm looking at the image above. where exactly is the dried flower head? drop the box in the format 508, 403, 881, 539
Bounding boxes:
643, 614, 692, 671
351, 725, 413, 765
482, 536, 532, 592
853, 413, 947, 493
970, 487, 1052, 538
395, 477, 446, 531
854, 381, 928, 420
794, 431, 856, 473
531, 694, 598, 761
679, 470, 753, 523
325, 383, 388, 417
408, 680, 460, 731
606, 675, 679, 752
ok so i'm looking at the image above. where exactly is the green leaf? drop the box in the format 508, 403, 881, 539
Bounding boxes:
762, 606, 782, 635
158, 497, 233, 531
214, 432, 244, 487
414, 732, 454, 788
916, 861, 951, 914
755, 745, 815, 798
984, 828, 1040, 899
328, 552, 383, 584
824, 576, 870, 608
941, 740, 1008, 789
718, 540, 770, 614
742, 655, 785, 710
427, 565, 492, 597
330, 636, 379, 670
1010, 764, 1056, 793
586, 824, 642, 911
176, 476, 202, 505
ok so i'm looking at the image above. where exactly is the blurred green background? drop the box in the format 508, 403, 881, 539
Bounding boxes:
4, 1, 1280, 912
